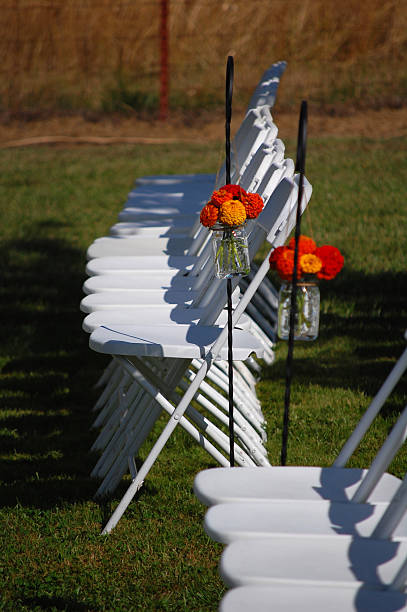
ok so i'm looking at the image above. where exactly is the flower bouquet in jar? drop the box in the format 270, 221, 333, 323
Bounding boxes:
200, 183, 264, 279
269, 235, 344, 340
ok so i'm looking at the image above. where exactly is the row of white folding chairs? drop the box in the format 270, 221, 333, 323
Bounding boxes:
194, 334, 407, 609
82, 146, 298, 476
82, 104, 289, 461
81, 66, 307, 530
86, 173, 312, 533
83, 160, 303, 500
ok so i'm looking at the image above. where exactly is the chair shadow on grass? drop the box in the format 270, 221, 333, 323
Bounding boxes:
0, 232, 111, 509
19, 595, 90, 611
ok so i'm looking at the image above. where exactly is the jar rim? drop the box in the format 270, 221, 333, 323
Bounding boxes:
208, 222, 246, 231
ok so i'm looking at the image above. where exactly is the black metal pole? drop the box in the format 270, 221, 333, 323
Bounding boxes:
225, 55, 233, 185
281, 100, 308, 466
225, 56, 235, 466
227, 277, 235, 466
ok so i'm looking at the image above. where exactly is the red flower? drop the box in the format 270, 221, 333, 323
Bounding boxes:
219, 184, 247, 199
243, 192, 264, 219
211, 189, 234, 207
200, 203, 219, 227
315, 245, 344, 280
269, 246, 286, 269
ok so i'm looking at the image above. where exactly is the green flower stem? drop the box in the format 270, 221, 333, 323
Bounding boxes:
215, 236, 247, 271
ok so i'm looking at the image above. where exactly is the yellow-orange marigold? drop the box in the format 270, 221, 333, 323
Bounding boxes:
200, 203, 219, 227
300, 253, 322, 275
218, 199, 247, 226
288, 235, 316, 254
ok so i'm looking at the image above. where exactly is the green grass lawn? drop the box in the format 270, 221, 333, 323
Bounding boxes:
0, 135, 406, 611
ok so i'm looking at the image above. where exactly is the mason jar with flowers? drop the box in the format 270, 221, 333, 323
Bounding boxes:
269, 235, 344, 341
199, 184, 264, 279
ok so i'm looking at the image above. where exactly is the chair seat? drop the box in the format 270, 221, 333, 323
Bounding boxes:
86, 235, 193, 260
80, 289, 197, 311
109, 218, 197, 236
219, 535, 407, 588
219, 584, 407, 612
118, 209, 202, 222
89, 323, 265, 360
193, 466, 402, 505
135, 173, 215, 187
82, 309, 251, 332
86, 255, 197, 275
80, 286, 241, 312
83, 272, 198, 294
125, 186, 209, 211
204, 499, 407, 543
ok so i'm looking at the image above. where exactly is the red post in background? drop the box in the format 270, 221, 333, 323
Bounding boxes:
159, 0, 169, 120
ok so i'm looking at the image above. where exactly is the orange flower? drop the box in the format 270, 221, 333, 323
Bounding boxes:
211, 189, 234, 207
300, 253, 322, 275
288, 235, 316, 254
315, 245, 344, 280
243, 192, 264, 219
275, 248, 301, 281
200, 203, 219, 227
218, 199, 247, 227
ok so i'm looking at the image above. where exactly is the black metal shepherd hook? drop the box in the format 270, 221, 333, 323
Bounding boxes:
225, 55, 235, 466
281, 100, 308, 466
225, 55, 234, 185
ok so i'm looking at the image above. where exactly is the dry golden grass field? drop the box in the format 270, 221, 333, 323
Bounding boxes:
1, 0, 406, 119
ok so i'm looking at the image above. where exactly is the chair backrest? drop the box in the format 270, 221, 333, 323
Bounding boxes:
350, 404, 407, 504
372, 469, 407, 541
247, 61, 287, 110
333, 346, 407, 469
238, 140, 285, 192
216, 106, 278, 187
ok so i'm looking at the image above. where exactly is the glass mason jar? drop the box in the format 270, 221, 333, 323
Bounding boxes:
277, 281, 320, 341
211, 225, 250, 279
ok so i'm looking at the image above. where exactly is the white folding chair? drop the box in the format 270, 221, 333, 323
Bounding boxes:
202, 405, 407, 545
194, 339, 407, 506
